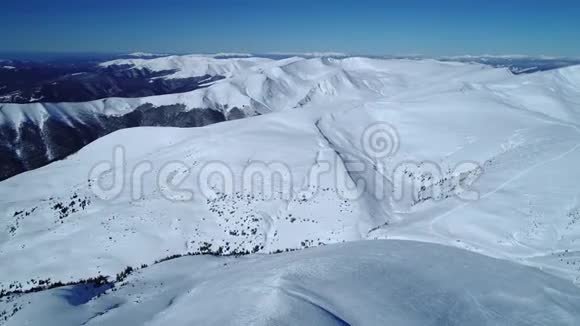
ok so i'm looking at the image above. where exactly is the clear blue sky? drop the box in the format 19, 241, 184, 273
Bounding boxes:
2, 0, 579, 56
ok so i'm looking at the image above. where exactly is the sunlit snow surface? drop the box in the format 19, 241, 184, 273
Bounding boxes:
1, 55, 580, 324
3, 241, 580, 326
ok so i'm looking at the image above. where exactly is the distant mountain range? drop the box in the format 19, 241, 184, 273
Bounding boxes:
2, 53, 579, 102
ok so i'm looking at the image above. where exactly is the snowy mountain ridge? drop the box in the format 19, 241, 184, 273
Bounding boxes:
1, 54, 580, 324
0, 56, 511, 181
3, 240, 580, 326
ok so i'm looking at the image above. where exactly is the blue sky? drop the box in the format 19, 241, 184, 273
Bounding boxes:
2, 0, 580, 56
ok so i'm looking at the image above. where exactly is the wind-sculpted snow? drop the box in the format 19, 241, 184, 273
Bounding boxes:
2, 241, 580, 326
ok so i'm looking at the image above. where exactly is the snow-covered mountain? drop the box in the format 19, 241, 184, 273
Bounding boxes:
0, 57, 225, 104
100, 55, 271, 79
1, 54, 580, 324
439, 54, 580, 74
0, 56, 273, 180
126, 52, 170, 58
3, 240, 580, 326
0, 55, 505, 181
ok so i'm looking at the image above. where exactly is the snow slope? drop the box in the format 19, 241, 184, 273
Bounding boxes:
2, 240, 580, 326
1, 56, 580, 323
